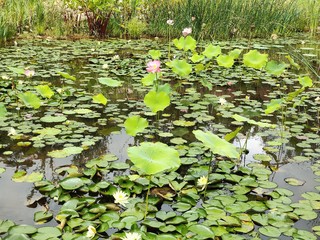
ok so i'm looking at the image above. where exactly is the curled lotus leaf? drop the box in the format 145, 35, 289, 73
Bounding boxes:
243, 50, 268, 69
217, 54, 234, 68
144, 90, 170, 113
265, 60, 288, 76
18, 92, 41, 109
193, 130, 239, 159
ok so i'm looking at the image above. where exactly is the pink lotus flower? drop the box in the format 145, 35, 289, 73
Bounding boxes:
182, 27, 192, 37
146, 60, 161, 73
24, 69, 35, 78
166, 19, 174, 25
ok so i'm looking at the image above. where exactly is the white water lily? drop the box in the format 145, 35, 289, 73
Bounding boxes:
197, 176, 208, 186
113, 189, 129, 207
122, 232, 141, 240
86, 226, 96, 239
102, 63, 109, 69
112, 55, 120, 61
8, 127, 17, 136
219, 98, 227, 105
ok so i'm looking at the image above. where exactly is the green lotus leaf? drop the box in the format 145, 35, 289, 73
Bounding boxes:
265, 60, 288, 76
202, 44, 221, 58
243, 50, 268, 69
228, 49, 242, 59
265, 99, 282, 114
35, 85, 54, 99
170, 59, 192, 77
47, 146, 83, 158
18, 92, 41, 109
127, 142, 181, 175
40, 115, 67, 123
298, 76, 313, 88
0, 103, 7, 117
124, 115, 149, 136
217, 54, 234, 68
98, 77, 122, 87
0, 167, 5, 174
292, 230, 317, 240
57, 71, 76, 81
59, 177, 84, 190
141, 73, 156, 86
144, 90, 170, 113
190, 53, 204, 63
148, 49, 161, 59
173, 36, 196, 51
193, 130, 239, 159
92, 93, 107, 105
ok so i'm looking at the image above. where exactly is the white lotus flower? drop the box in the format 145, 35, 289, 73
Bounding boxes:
8, 127, 17, 136
86, 226, 96, 239
197, 176, 208, 191
219, 98, 227, 105
122, 232, 141, 240
113, 189, 129, 207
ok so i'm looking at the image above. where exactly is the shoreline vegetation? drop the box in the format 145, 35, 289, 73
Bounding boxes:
0, 0, 319, 44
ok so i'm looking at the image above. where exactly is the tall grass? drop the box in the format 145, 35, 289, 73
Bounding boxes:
296, 0, 320, 36
147, 0, 303, 40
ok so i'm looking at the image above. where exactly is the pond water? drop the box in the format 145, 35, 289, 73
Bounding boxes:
0, 36, 319, 239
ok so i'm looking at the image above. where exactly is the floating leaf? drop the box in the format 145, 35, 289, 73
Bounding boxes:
12, 172, 43, 183
243, 50, 268, 69
34, 211, 53, 223
259, 226, 281, 237
98, 77, 122, 87
40, 115, 67, 123
144, 90, 170, 113
35, 85, 54, 99
127, 142, 181, 175
0, 103, 7, 117
92, 93, 107, 105
232, 114, 276, 128
193, 130, 239, 159
59, 177, 84, 190
8, 225, 37, 235
202, 44, 221, 58
48, 147, 83, 158
284, 177, 305, 186
8, 67, 25, 75
188, 224, 215, 238
0, 167, 5, 174
18, 92, 41, 109
33, 127, 61, 136
124, 115, 149, 136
